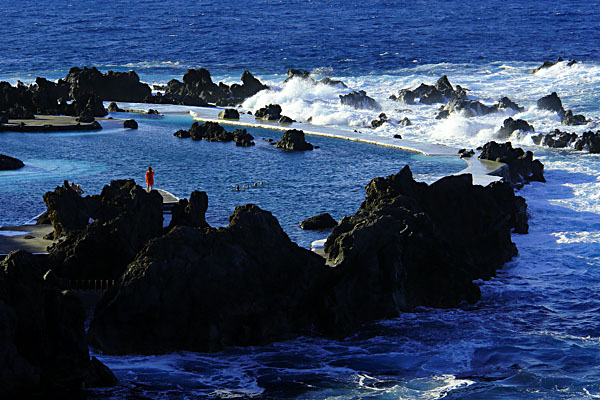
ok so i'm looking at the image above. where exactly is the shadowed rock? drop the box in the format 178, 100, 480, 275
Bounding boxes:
562, 109, 587, 126
47, 180, 163, 280
320, 165, 527, 335
87, 204, 328, 354
168, 190, 210, 230
0, 251, 100, 395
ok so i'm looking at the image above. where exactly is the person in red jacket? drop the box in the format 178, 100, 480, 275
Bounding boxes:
145, 166, 155, 192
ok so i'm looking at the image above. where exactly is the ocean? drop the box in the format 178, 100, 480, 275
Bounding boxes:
1, 0, 600, 398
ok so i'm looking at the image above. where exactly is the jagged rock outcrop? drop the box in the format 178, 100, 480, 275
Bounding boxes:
189, 121, 233, 141
574, 131, 600, 153
218, 108, 240, 120
168, 191, 210, 230
233, 129, 255, 147
371, 113, 389, 128
299, 213, 337, 230
145, 69, 267, 107
537, 92, 587, 126
87, 205, 328, 354
229, 70, 269, 101
319, 166, 527, 335
531, 57, 577, 73
274, 129, 314, 151
175, 122, 255, 146
339, 90, 381, 110
436, 96, 524, 119
537, 92, 564, 115
63, 67, 151, 102
496, 117, 535, 139
0, 251, 108, 395
562, 109, 587, 126
85, 165, 529, 354
532, 129, 578, 148
0, 154, 25, 170
390, 75, 467, 105
283, 69, 347, 87
479, 141, 545, 186
47, 180, 163, 280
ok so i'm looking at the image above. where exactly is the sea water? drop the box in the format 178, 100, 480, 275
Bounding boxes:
1, 0, 600, 398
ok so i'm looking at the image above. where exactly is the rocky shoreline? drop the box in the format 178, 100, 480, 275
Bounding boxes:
0, 140, 544, 394
0, 61, 569, 397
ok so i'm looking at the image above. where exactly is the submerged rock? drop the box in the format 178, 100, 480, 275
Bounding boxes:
0, 154, 25, 170
340, 90, 381, 110
274, 129, 314, 151
479, 141, 545, 186
299, 213, 338, 230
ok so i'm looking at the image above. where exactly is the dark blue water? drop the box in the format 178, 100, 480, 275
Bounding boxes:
1, 0, 598, 82
0, 113, 463, 247
2, 0, 600, 398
